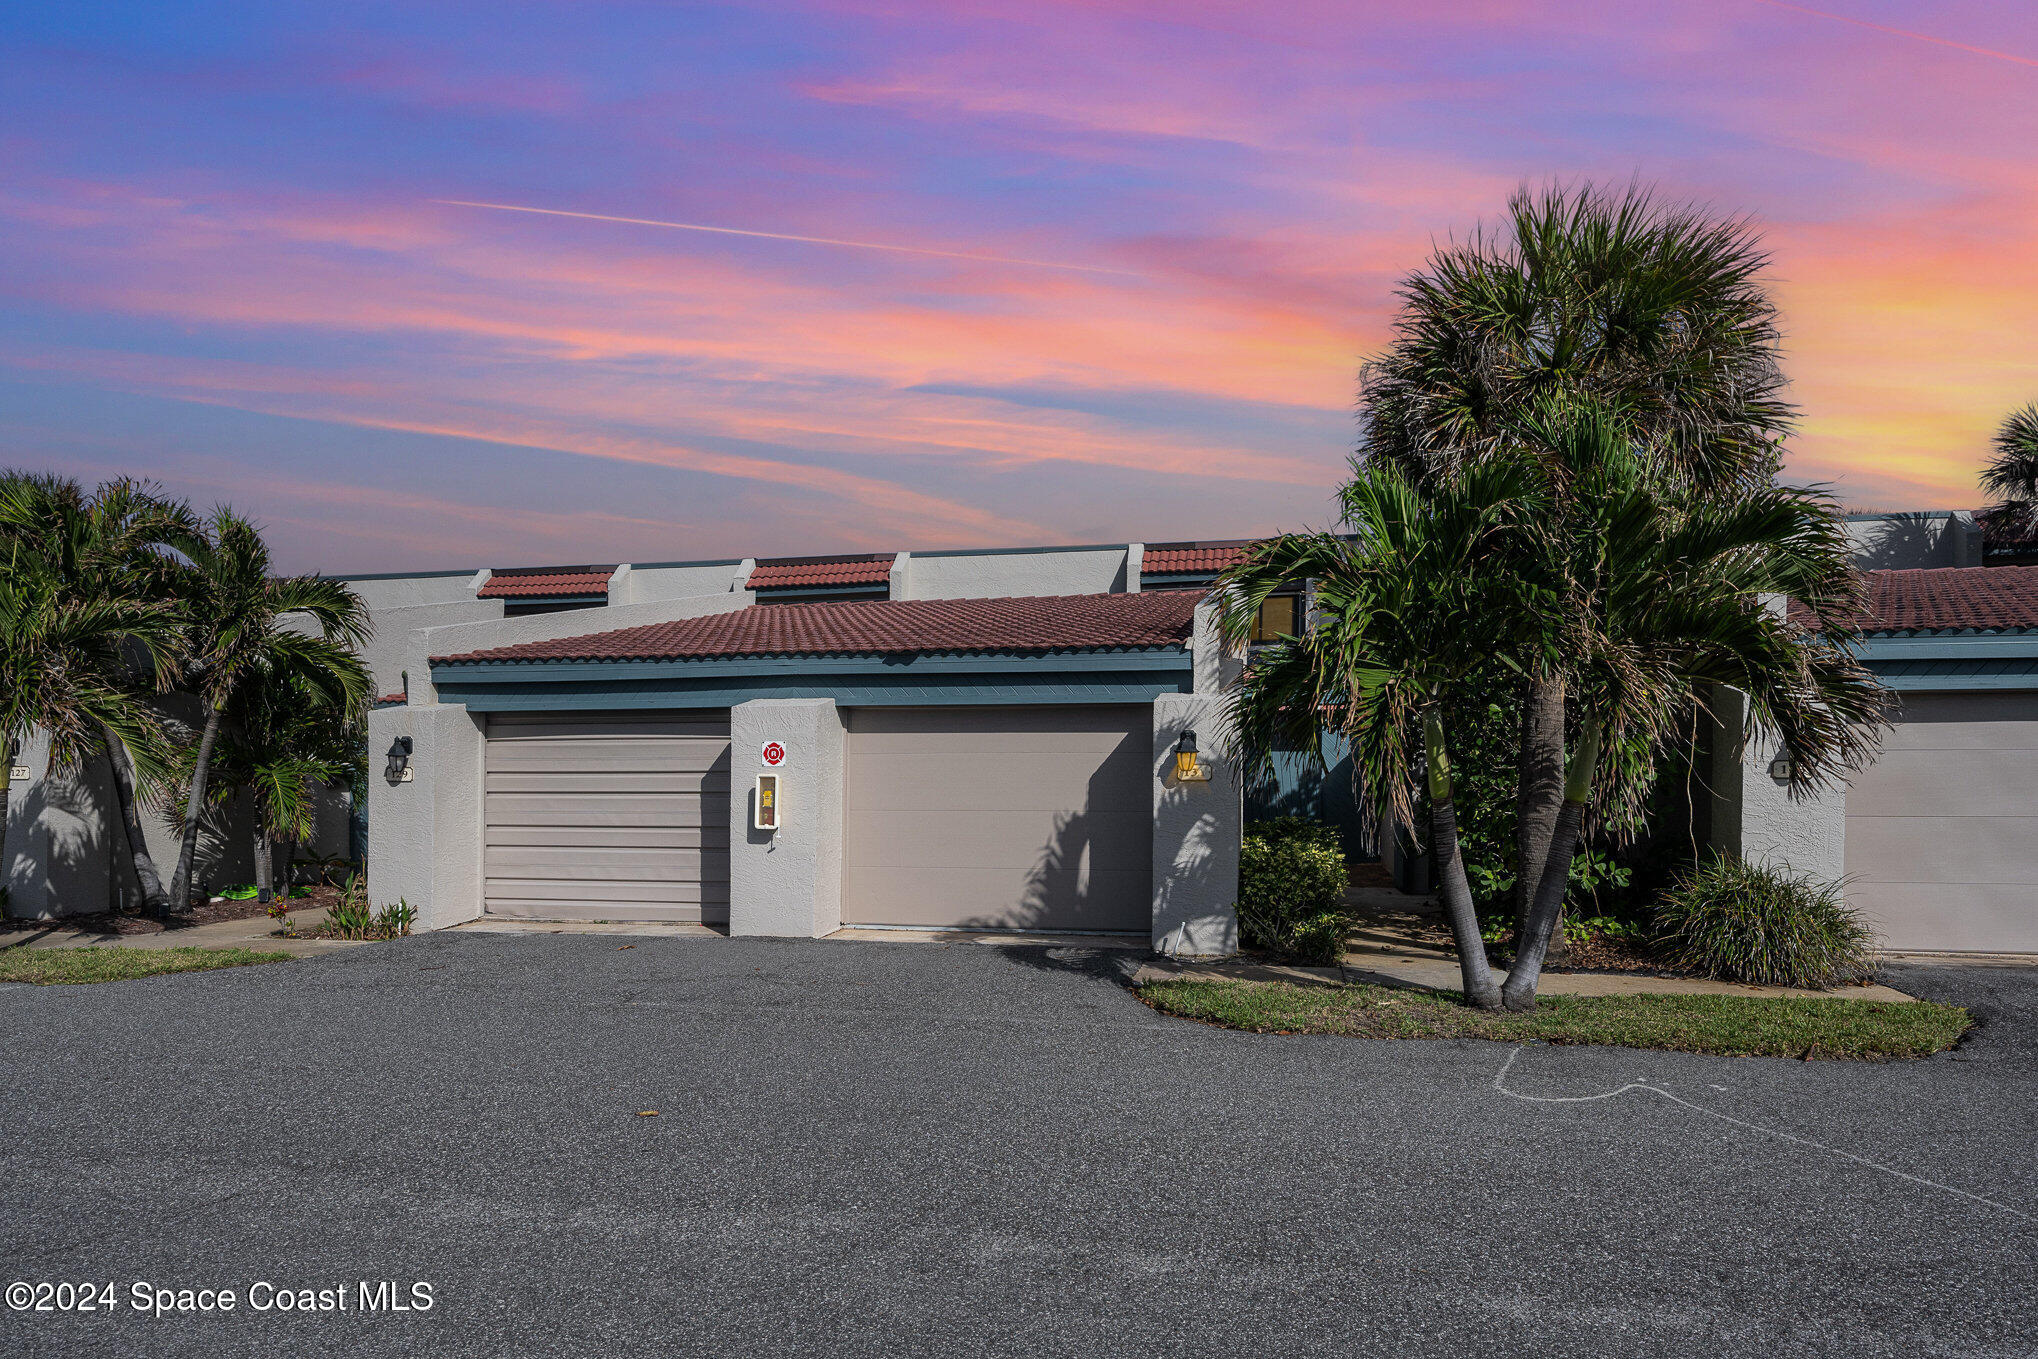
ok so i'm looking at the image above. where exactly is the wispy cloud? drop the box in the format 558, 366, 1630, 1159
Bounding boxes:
430, 199, 1143, 276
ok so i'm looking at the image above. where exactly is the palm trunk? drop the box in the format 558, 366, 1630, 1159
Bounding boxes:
1513, 674, 1567, 952
254, 829, 274, 905
1502, 715, 1603, 1011
170, 706, 222, 912
1425, 713, 1502, 1009
98, 725, 171, 917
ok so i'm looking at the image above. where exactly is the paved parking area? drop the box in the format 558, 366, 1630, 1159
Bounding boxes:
1, 935, 2033, 1357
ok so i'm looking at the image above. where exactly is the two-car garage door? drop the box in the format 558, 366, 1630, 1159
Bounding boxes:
483, 711, 731, 923
481, 705, 1152, 934
1844, 692, 2038, 954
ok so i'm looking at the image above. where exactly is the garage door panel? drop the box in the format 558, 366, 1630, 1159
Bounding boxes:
486, 771, 728, 796
1845, 816, 2033, 886
1843, 882, 2038, 954
844, 706, 1151, 932
847, 867, 1150, 930
844, 810, 1153, 874
486, 744, 728, 774
486, 715, 730, 741
1844, 750, 2038, 817
487, 824, 725, 849
848, 752, 1147, 811
485, 845, 728, 879
485, 876, 727, 905
484, 710, 730, 921
1875, 693, 2038, 748
485, 793, 728, 827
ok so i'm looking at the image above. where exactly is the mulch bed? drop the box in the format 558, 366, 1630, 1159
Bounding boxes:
0, 883, 345, 938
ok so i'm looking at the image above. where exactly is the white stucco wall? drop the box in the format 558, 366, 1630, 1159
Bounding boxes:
1708, 686, 1848, 885
366, 702, 486, 930
404, 591, 757, 704
894, 546, 1131, 600
1151, 693, 1242, 957
343, 571, 488, 611
612, 561, 752, 605
1192, 597, 1243, 695
359, 599, 504, 698
726, 698, 846, 938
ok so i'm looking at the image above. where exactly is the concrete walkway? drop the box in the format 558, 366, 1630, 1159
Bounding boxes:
0, 904, 369, 958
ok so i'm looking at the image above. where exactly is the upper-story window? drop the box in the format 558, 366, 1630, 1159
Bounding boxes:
1250, 592, 1302, 644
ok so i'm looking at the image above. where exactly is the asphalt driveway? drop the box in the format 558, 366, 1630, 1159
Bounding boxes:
1, 934, 2033, 1358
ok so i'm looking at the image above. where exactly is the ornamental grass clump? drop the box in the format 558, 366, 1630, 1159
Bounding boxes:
1654, 854, 1875, 989
1236, 818, 1353, 965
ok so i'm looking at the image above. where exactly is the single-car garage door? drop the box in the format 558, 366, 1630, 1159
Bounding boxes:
1845, 691, 2038, 953
843, 706, 1151, 932
484, 711, 731, 922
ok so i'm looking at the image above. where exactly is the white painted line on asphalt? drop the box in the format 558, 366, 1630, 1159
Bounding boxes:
1492, 1047, 2031, 1220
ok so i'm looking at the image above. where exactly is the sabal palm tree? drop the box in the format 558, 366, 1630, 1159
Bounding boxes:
1979, 403, 2038, 545
1219, 458, 1549, 1008
1498, 403, 1886, 1007
0, 473, 191, 914
166, 508, 369, 910
1360, 181, 1793, 936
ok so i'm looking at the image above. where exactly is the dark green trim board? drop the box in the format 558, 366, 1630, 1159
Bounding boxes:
430, 647, 1193, 712
1868, 658, 2038, 691
1855, 631, 2038, 688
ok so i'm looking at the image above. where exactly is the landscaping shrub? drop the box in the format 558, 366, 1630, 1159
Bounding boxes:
1237, 817, 1352, 964
1653, 854, 1874, 989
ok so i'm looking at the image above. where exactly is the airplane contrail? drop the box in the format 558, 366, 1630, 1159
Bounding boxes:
1751, 0, 2038, 69
431, 199, 1142, 276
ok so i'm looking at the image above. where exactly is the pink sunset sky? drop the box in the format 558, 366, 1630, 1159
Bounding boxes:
2, 0, 2032, 573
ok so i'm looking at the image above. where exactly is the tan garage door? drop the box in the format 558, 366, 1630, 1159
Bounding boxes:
484, 711, 730, 922
1845, 691, 2038, 953
843, 706, 1151, 932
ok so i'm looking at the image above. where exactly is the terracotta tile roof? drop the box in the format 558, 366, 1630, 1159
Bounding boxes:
1142, 541, 1252, 576
748, 554, 896, 591
478, 567, 614, 599
373, 692, 407, 706
1794, 566, 2038, 633
434, 590, 1199, 665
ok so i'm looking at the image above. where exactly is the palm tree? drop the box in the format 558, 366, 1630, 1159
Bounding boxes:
1979, 403, 2038, 547
0, 474, 191, 914
1219, 457, 1548, 1008
1497, 402, 1887, 1007
173, 652, 365, 906
1359, 181, 1793, 939
165, 508, 369, 911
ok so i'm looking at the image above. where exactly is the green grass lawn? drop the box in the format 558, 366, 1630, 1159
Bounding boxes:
0, 946, 292, 986
1138, 979, 1972, 1060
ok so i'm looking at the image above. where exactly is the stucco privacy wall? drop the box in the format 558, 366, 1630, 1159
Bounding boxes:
895, 546, 1130, 601
404, 590, 757, 704
1151, 694, 1242, 956
1708, 685, 1847, 885
359, 599, 502, 698
727, 698, 846, 938
612, 561, 752, 606
365, 702, 485, 929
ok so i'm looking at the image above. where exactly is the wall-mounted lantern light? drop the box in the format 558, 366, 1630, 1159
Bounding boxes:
384, 736, 414, 785
1174, 729, 1211, 783
1767, 748, 1794, 785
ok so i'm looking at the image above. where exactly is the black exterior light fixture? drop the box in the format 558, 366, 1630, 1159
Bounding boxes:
1767, 747, 1795, 785
384, 736, 414, 785
1174, 729, 1211, 783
